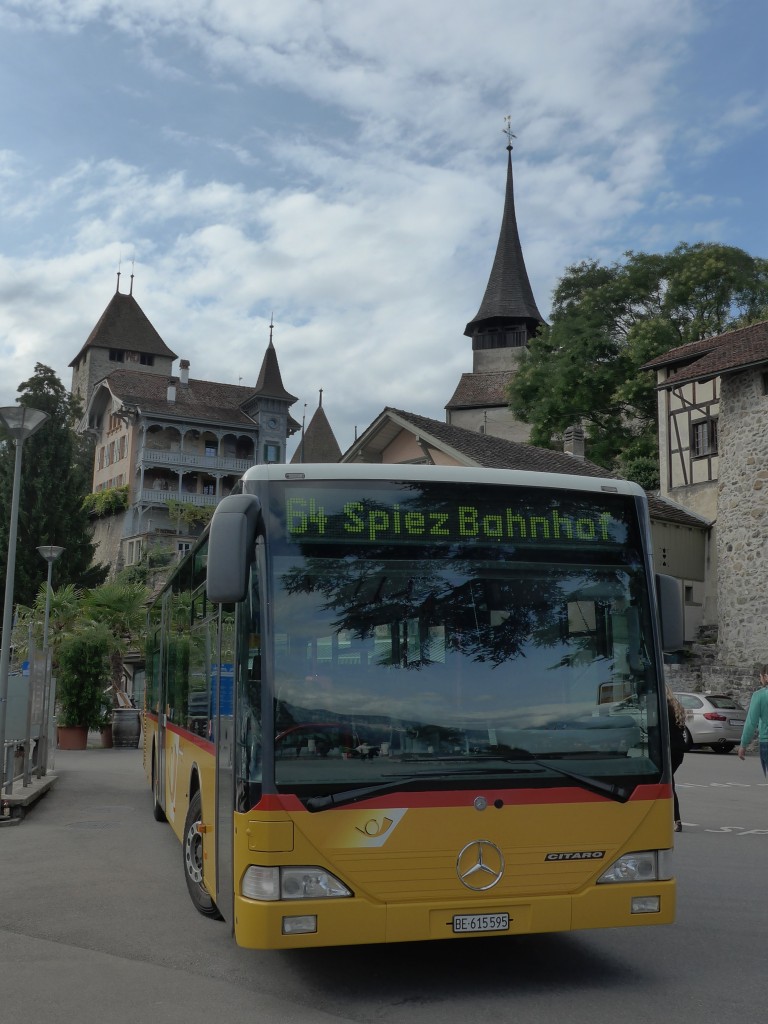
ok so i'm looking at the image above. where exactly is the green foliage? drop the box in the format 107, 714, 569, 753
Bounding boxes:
82, 485, 129, 518
80, 580, 151, 693
12, 577, 150, 724
0, 364, 107, 616
166, 498, 214, 529
117, 545, 174, 588
56, 629, 111, 729
508, 243, 768, 486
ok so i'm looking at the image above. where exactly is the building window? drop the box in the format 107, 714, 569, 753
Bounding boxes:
205, 443, 217, 457
109, 349, 124, 362
263, 443, 280, 463
140, 353, 155, 366
472, 328, 528, 350
177, 542, 191, 560
691, 418, 718, 458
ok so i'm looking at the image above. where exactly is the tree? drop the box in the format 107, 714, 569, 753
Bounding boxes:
80, 580, 150, 697
0, 364, 107, 614
508, 243, 768, 488
11, 577, 150, 727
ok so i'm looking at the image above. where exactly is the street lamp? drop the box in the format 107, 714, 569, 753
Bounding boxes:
0, 404, 49, 793
35, 544, 64, 777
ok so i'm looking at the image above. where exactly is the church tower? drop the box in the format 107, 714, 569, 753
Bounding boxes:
446, 127, 545, 442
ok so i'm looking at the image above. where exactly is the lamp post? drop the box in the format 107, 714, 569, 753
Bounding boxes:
0, 404, 49, 793
35, 544, 64, 777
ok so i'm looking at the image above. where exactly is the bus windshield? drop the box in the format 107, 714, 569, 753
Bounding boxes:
240, 479, 663, 806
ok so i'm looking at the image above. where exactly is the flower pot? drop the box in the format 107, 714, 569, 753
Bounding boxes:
100, 724, 114, 748
57, 725, 89, 750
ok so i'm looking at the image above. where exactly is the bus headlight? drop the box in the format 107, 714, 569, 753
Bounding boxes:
241, 865, 352, 901
597, 851, 661, 884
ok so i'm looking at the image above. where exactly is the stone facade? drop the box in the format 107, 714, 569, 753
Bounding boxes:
715, 367, 768, 671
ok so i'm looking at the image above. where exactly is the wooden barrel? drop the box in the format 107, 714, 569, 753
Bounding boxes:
112, 708, 141, 748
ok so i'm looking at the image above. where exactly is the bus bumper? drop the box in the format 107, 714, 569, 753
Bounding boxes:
233, 880, 675, 949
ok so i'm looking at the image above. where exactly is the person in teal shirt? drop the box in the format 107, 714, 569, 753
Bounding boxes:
738, 665, 768, 774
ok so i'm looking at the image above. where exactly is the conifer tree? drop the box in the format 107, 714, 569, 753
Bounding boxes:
0, 364, 107, 615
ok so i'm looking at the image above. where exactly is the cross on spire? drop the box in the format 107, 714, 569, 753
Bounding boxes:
502, 115, 516, 151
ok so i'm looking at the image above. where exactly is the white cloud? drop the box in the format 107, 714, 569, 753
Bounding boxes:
0, 0, 762, 457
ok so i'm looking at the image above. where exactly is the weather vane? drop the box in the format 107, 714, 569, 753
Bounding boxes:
502, 115, 516, 149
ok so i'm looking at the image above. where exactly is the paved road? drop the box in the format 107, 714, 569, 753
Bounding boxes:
1, 746, 765, 1024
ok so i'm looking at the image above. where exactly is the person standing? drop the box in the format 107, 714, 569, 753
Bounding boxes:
667, 687, 687, 832
737, 665, 768, 774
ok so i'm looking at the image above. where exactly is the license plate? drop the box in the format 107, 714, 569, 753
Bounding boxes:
452, 913, 509, 933
730, 719, 744, 726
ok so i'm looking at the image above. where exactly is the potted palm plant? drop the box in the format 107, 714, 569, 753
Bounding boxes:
80, 580, 149, 747
13, 578, 149, 751
55, 629, 110, 749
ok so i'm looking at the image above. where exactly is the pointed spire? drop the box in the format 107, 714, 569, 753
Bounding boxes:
253, 322, 298, 402
464, 128, 544, 339
290, 393, 342, 464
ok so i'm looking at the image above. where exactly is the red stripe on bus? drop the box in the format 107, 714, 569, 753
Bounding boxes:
252, 783, 670, 813
165, 721, 215, 754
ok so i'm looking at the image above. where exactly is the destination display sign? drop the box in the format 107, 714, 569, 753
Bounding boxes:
280, 484, 635, 551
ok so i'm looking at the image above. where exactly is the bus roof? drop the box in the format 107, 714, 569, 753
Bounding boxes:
241, 462, 646, 499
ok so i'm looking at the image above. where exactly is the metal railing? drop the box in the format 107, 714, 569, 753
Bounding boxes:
139, 447, 251, 473
139, 490, 219, 507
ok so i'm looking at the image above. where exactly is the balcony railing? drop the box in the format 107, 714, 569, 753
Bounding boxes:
139, 447, 252, 473
140, 490, 218, 507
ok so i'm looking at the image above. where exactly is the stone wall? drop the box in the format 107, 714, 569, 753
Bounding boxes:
91, 514, 126, 576
664, 641, 763, 709
715, 368, 768, 669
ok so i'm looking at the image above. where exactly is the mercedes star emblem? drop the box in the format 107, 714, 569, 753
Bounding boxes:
456, 839, 505, 890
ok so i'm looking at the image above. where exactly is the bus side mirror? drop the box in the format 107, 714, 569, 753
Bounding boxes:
655, 573, 684, 653
207, 494, 262, 604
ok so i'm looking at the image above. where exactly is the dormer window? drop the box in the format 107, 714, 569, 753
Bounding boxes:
109, 349, 124, 363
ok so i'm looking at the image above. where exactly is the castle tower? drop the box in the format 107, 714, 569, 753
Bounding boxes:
69, 277, 177, 418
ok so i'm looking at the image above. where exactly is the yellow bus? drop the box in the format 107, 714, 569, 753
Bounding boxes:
144, 463, 683, 949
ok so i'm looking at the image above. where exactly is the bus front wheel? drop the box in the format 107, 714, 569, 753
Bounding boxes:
183, 791, 223, 920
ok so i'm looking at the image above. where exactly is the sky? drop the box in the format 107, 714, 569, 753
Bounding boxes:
0, 0, 765, 459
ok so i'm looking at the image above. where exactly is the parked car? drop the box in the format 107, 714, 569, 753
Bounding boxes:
673, 692, 746, 753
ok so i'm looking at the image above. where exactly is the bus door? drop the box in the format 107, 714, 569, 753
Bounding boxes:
214, 610, 236, 923
155, 589, 171, 814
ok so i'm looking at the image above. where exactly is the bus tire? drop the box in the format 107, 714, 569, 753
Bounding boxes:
183, 790, 223, 920
152, 751, 166, 822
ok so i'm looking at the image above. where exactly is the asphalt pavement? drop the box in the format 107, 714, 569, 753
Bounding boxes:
0, 746, 347, 1024
2, 743, 767, 1024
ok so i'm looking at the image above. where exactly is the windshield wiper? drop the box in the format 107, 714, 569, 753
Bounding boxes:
304, 755, 631, 812
304, 767, 539, 812
490, 751, 632, 803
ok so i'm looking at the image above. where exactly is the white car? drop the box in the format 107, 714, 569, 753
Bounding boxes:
674, 692, 746, 753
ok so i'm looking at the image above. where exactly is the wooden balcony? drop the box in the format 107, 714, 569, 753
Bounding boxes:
139, 447, 252, 474
139, 490, 219, 507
